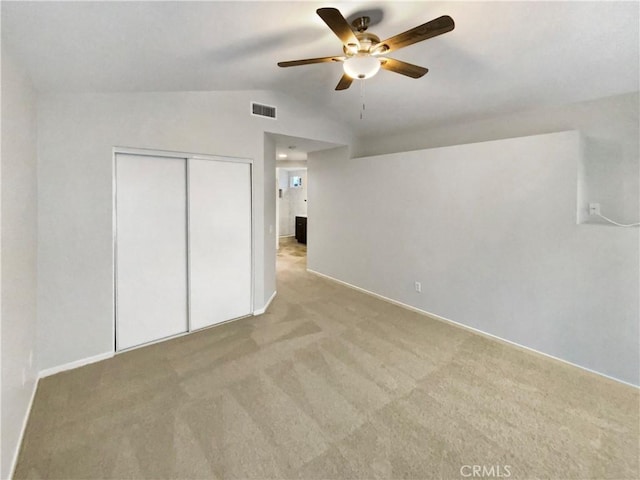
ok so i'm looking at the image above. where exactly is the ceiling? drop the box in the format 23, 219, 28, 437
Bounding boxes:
2, 1, 638, 138
271, 133, 342, 161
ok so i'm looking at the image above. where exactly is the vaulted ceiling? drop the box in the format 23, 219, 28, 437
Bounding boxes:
2, 1, 638, 138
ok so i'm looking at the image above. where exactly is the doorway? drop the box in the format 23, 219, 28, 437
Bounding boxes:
277, 167, 307, 242
267, 133, 345, 279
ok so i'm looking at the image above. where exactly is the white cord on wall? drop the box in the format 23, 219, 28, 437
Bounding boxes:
589, 203, 640, 227
594, 213, 640, 227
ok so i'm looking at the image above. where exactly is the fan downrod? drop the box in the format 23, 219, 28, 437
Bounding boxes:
351, 16, 370, 32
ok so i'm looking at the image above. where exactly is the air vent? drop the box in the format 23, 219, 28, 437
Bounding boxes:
251, 102, 277, 119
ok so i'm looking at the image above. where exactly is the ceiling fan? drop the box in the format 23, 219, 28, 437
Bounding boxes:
278, 7, 455, 90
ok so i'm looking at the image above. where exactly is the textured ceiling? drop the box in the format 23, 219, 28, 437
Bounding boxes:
2, 1, 639, 138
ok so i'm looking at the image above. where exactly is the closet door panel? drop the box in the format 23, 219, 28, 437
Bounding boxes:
116, 154, 188, 350
189, 159, 252, 330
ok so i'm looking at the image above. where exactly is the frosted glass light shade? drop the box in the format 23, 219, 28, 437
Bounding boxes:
343, 55, 381, 79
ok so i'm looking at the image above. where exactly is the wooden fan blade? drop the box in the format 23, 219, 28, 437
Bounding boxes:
380, 58, 429, 78
335, 74, 353, 90
372, 15, 454, 55
278, 56, 344, 67
317, 8, 360, 48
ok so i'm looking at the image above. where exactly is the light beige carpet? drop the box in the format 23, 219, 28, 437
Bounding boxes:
15, 237, 639, 479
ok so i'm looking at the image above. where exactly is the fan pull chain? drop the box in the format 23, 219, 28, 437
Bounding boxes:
360, 79, 366, 120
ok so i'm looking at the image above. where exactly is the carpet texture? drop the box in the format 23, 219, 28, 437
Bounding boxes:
14, 237, 639, 479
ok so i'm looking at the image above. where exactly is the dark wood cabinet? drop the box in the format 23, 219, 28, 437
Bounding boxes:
295, 216, 307, 244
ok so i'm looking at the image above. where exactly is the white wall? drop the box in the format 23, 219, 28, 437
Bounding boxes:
309, 132, 639, 385
1, 48, 39, 479
276, 160, 307, 170
277, 170, 291, 236
36, 90, 352, 372
263, 133, 277, 300
355, 92, 639, 225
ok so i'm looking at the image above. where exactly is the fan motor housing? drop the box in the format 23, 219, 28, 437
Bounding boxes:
343, 32, 381, 55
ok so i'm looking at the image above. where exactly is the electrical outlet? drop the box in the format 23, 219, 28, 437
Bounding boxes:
415, 281, 422, 293
589, 202, 601, 216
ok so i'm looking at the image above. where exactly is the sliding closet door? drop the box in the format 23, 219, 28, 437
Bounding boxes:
188, 159, 252, 330
116, 154, 188, 350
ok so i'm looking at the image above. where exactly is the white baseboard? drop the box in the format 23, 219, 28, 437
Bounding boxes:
254, 290, 277, 315
307, 268, 639, 389
9, 376, 39, 479
39, 351, 114, 379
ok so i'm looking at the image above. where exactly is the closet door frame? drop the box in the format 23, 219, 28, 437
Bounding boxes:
112, 147, 254, 353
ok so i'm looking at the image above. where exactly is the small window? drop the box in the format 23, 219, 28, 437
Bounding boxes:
290, 176, 303, 188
